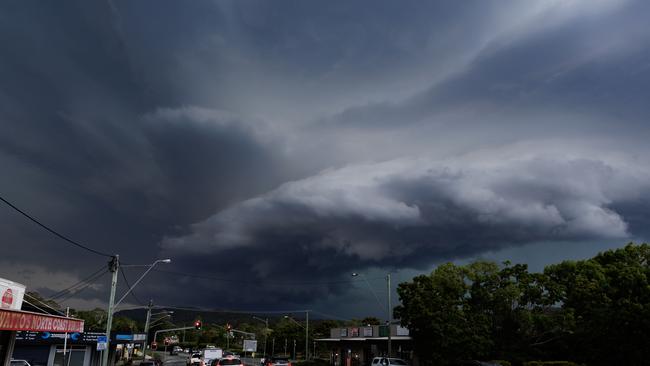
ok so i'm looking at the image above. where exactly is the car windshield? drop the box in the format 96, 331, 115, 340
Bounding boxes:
192, 354, 201, 358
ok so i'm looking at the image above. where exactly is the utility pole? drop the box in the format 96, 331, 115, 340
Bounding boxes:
387, 273, 392, 357
142, 300, 153, 361
272, 338, 275, 356
284, 338, 287, 355
292, 340, 296, 361
305, 311, 309, 360
102, 255, 119, 366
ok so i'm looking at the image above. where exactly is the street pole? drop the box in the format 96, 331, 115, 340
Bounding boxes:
387, 273, 391, 358
142, 300, 153, 361
305, 311, 309, 360
284, 339, 287, 355
293, 340, 296, 361
102, 255, 120, 366
272, 338, 275, 356
313, 341, 316, 360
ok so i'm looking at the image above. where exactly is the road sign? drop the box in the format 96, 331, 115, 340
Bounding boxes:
243, 339, 257, 352
151, 341, 157, 350
97, 335, 107, 351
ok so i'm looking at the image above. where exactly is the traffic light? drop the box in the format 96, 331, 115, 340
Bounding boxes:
226, 323, 232, 331
194, 320, 202, 330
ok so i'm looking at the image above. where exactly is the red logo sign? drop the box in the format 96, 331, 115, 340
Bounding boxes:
0, 309, 84, 332
1, 289, 13, 309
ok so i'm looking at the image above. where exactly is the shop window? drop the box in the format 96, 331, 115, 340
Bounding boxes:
53, 345, 86, 366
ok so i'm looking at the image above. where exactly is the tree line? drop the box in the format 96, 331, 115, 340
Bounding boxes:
394, 243, 650, 366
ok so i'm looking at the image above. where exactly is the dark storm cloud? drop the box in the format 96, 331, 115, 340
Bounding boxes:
162, 144, 650, 292
2, 0, 650, 314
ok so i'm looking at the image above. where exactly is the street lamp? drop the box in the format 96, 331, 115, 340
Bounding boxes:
283, 314, 309, 360
252, 316, 269, 357
102, 257, 172, 366
352, 272, 392, 357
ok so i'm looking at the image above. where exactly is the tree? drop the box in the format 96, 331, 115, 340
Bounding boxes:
360, 317, 381, 325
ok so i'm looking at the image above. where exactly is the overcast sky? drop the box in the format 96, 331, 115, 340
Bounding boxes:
2, 0, 650, 319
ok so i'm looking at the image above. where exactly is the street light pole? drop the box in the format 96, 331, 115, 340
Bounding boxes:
102, 258, 171, 366
142, 300, 153, 361
352, 272, 392, 357
283, 314, 309, 360
102, 255, 119, 366
387, 273, 392, 357
252, 316, 269, 356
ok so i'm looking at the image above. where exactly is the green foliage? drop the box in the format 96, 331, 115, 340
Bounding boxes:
72, 308, 107, 330
396, 243, 650, 366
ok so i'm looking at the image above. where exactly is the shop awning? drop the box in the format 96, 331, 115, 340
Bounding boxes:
0, 309, 84, 333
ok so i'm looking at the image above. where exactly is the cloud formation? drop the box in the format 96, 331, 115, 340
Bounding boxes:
163, 143, 649, 282
2, 0, 650, 314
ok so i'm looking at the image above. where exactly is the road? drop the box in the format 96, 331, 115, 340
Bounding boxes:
156, 353, 260, 366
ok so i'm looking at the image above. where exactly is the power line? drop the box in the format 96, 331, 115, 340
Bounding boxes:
120, 268, 144, 306
23, 293, 66, 316
22, 299, 57, 316
47, 265, 108, 301
153, 269, 383, 287
0, 194, 112, 257
57, 270, 109, 303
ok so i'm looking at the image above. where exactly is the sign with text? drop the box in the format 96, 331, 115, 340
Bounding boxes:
243, 339, 258, 352
362, 327, 373, 337
0, 309, 84, 332
97, 335, 107, 351
16, 331, 104, 344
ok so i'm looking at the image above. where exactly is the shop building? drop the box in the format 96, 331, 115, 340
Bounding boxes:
316, 325, 416, 366
0, 277, 85, 366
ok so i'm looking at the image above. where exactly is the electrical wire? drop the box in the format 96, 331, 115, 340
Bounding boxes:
23, 293, 66, 316
153, 269, 383, 286
0, 194, 112, 257
48, 268, 108, 301
47, 265, 108, 301
22, 299, 57, 315
57, 270, 109, 303
120, 268, 144, 305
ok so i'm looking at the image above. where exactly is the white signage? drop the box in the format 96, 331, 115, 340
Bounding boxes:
243, 339, 257, 352
0, 277, 26, 310
396, 326, 409, 336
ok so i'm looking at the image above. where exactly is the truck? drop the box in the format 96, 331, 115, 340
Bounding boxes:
201, 348, 223, 366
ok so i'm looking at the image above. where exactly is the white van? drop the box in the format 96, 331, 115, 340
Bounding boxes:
202, 348, 223, 366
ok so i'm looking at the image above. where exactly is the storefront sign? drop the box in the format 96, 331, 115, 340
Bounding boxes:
0, 277, 25, 310
396, 326, 409, 336
339, 328, 348, 337
362, 327, 373, 337
350, 328, 359, 337
0, 309, 84, 332
16, 331, 104, 344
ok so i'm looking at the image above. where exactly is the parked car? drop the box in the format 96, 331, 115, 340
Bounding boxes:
371, 358, 409, 366
210, 356, 244, 366
10, 360, 32, 366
